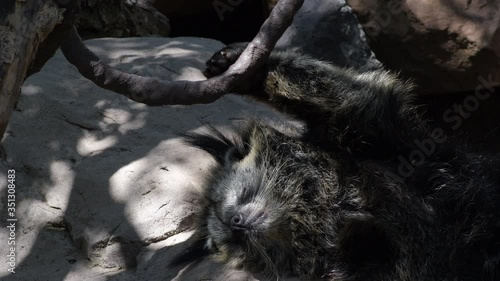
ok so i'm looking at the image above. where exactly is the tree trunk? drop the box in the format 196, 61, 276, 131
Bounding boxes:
0, 0, 66, 139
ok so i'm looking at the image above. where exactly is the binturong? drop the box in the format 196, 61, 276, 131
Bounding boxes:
173, 43, 500, 281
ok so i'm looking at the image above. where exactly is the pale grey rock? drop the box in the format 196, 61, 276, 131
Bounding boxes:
0, 37, 297, 280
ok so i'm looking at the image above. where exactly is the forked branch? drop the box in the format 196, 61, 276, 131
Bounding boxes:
60, 0, 304, 106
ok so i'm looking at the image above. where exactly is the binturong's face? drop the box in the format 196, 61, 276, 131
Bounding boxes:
202, 143, 294, 276
182, 126, 306, 276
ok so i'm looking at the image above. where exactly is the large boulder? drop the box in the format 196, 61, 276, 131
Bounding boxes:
346, 0, 500, 94
276, 0, 382, 71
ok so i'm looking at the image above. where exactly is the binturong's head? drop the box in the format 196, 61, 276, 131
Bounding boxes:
181, 125, 296, 276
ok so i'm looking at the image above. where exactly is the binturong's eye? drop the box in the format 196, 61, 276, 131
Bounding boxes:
236, 185, 254, 205
224, 146, 246, 164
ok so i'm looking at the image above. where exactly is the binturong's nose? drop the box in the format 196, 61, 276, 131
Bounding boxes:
229, 211, 267, 232
230, 214, 246, 230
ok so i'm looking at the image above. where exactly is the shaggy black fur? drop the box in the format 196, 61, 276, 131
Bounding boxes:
178, 43, 500, 281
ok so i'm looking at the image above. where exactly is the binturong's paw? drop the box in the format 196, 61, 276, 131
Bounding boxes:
203, 42, 249, 78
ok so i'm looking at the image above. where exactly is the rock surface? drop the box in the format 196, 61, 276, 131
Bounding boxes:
276, 0, 382, 70
0, 37, 293, 281
346, 0, 500, 94
77, 0, 170, 39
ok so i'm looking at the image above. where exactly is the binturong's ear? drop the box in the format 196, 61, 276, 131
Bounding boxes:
182, 125, 251, 166
224, 146, 246, 164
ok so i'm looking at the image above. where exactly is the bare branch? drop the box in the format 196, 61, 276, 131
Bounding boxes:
60, 0, 304, 106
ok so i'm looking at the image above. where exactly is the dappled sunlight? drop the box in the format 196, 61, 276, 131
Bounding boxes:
20, 84, 43, 96
108, 136, 213, 240
2, 36, 263, 281
75, 37, 225, 84
46, 161, 75, 210
94, 99, 149, 111
116, 111, 148, 134
409, 0, 494, 44
76, 132, 118, 157
86, 39, 151, 57
96, 108, 143, 134
108, 158, 145, 203
0, 197, 68, 275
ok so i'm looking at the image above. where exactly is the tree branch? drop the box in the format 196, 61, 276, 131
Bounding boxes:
60, 0, 304, 106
